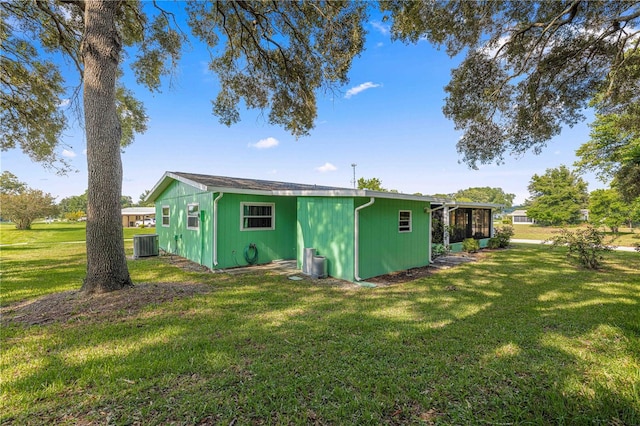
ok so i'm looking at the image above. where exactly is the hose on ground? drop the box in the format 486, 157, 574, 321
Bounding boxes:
244, 243, 258, 265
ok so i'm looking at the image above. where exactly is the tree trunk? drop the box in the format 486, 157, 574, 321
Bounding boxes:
81, 1, 133, 293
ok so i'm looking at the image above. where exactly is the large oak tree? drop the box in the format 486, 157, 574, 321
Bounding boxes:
2, 0, 366, 293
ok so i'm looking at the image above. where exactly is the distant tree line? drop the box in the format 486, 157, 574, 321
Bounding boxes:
1, 170, 152, 227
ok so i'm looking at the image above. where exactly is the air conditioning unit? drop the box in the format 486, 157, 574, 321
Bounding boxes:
133, 234, 159, 258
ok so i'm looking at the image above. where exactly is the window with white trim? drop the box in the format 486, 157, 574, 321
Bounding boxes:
162, 206, 170, 227
187, 203, 199, 229
399, 210, 412, 232
241, 202, 275, 230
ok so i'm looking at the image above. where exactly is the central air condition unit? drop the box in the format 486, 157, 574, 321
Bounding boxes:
133, 234, 159, 258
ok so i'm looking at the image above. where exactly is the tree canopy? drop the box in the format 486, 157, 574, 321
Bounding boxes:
0, 171, 27, 195
453, 187, 515, 208
588, 188, 636, 233
526, 165, 589, 226
383, 1, 640, 168
0, 172, 58, 229
575, 108, 640, 202
357, 177, 386, 192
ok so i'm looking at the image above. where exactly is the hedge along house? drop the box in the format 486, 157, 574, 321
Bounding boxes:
146, 172, 499, 281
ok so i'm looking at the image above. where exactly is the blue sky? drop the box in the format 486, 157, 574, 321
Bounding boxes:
2, 7, 605, 205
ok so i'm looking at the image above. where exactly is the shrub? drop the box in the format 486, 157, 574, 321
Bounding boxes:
432, 243, 448, 258
488, 226, 514, 249
462, 238, 479, 253
545, 225, 615, 269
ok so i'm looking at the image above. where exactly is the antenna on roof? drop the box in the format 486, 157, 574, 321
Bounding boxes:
351, 163, 357, 189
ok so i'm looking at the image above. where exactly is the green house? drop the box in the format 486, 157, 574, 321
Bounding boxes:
146, 172, 500, 282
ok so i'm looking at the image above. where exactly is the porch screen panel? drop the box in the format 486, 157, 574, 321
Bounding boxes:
472, 209, 491, 239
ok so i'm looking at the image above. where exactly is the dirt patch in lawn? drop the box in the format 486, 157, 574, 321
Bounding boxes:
367, 251, 490, 285
367, 265, 435, 285
1, 282, 212, 327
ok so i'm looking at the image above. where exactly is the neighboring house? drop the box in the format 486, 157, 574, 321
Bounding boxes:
509, 209, 535, 225
121, 207, 156, 228
508, 208, 590, 225
146, 172, 500, 282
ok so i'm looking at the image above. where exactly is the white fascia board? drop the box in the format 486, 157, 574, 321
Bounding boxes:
362, 190, 439, 202
146, 171, 210, 202
447, 202, 504, 209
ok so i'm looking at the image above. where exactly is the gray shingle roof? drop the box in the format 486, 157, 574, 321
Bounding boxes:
173, 172, 347, 192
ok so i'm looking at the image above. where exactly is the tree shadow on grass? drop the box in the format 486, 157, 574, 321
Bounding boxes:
2, 247, 639, 424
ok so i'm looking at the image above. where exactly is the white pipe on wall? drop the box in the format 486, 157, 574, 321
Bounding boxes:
354, 197, 375, 282
213, 192, 224, 266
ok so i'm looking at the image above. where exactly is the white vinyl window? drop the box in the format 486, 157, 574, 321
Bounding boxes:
399, 210, 412, 233
241, 202, 275, 230
161, 206, 170, 227
187, 203, 199, 229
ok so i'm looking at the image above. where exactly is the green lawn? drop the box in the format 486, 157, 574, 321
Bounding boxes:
512, 223, 640, 247
1, 225, 639, 425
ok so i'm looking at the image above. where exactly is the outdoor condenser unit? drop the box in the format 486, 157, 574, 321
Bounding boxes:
133, 234, 159, 258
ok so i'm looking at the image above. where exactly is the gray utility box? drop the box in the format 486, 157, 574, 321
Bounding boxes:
311, 256, 327, 279
133, 234, 159, 258
303, 248, 316, 275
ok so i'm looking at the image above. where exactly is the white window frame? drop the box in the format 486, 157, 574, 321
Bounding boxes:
187, 203, 199, 230
241, 202, 275, 231
399, 210, 412, 233
161, 205, 170, 227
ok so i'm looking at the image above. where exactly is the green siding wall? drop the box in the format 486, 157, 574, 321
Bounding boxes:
156, 183, 297, 269
356, 198, 431, 280
215, 193, 297, 269
155, 181, 213, 267
155, 180, 436, 280
296, 197, 355, 281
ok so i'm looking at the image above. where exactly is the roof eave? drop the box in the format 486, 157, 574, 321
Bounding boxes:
145, 171, 209, 202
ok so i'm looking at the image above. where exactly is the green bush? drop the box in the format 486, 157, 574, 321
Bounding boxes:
545, 225, 614, 269
432, 243, 448, 258
462, 238, 479, 253
488, 226, 514, 249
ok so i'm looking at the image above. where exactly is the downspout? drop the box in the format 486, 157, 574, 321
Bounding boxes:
428, 204, 447, 261
213, 192, 224, 267
354, 197, 375, 282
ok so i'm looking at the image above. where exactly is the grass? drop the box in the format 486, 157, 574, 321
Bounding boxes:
1, 225, 639, 425
0, 222, 156, 304
511, 223, 640, 247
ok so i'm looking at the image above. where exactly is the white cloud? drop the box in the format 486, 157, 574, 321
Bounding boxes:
370, 21, 390, 36
58, 99, 70, 108
316, 162, 337, 173
249, 137, 279, 149
345, 82, 381, 99
62, 149, 76, 158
